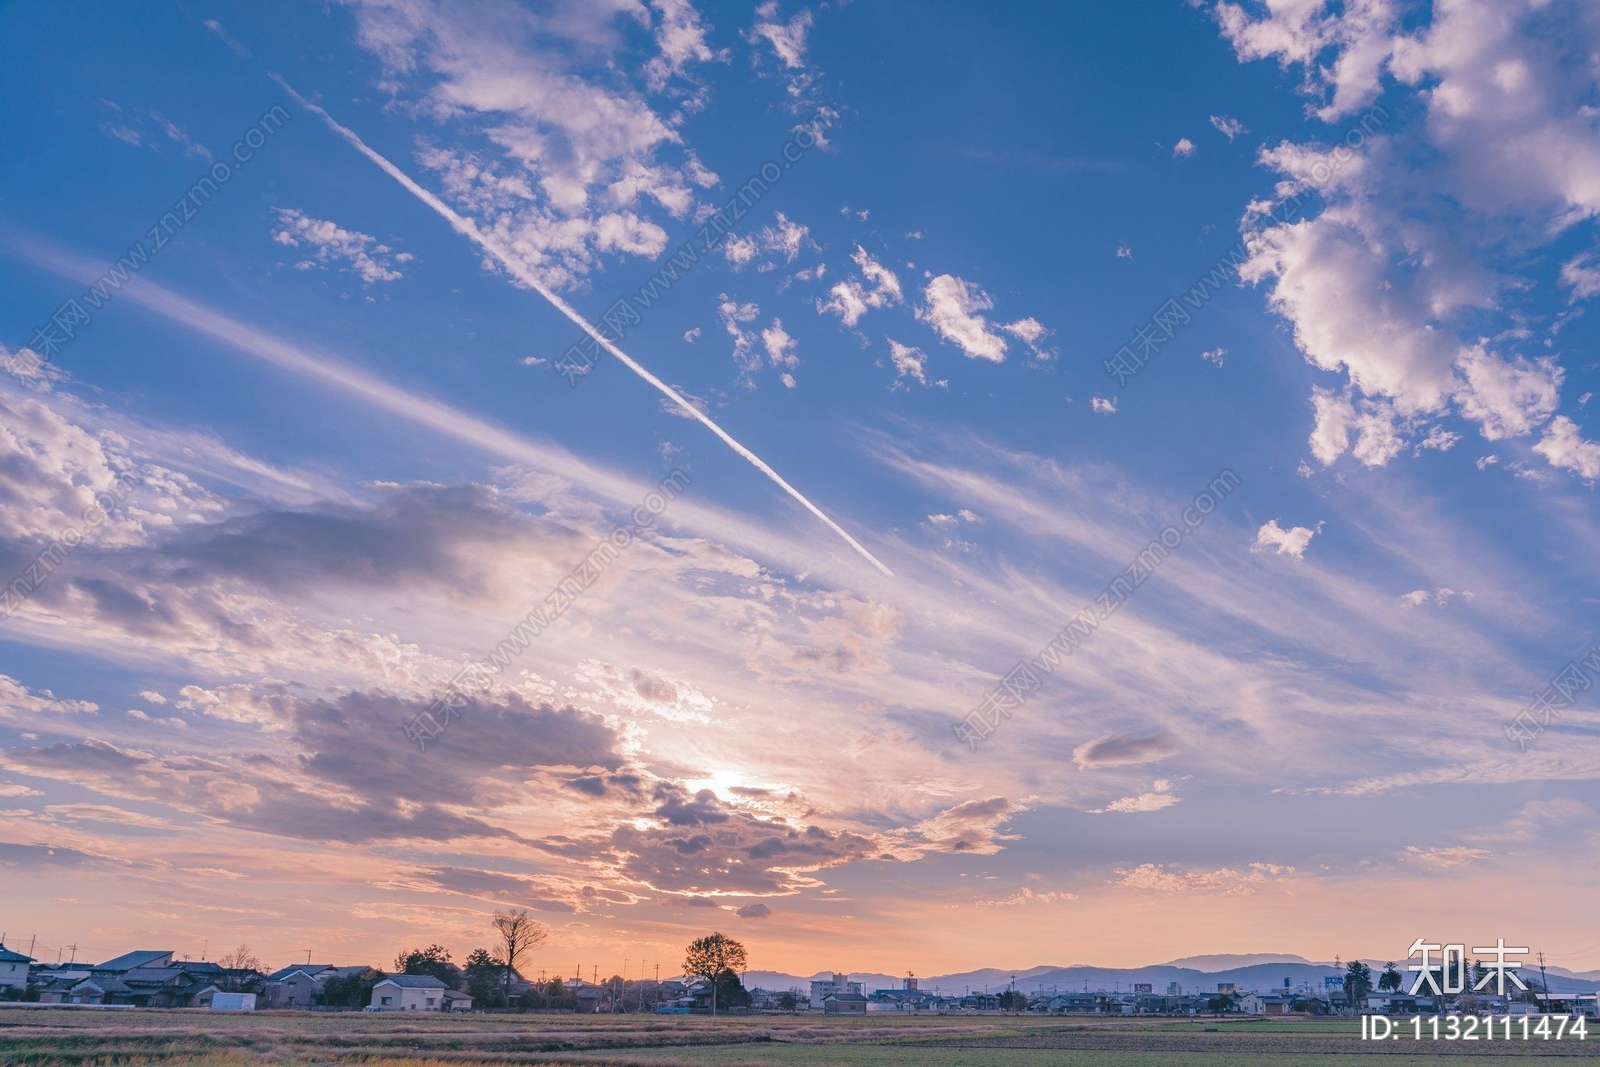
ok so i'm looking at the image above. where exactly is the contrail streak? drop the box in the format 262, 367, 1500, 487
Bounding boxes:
270, 75, 893, 579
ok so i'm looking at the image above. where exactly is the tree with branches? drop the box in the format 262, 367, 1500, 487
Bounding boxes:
1344, 959, 1374, 1010
492, 909, 547, 1008
216, 944, 264, 992
395, 944, 460, 987
683, 932, 747, 1016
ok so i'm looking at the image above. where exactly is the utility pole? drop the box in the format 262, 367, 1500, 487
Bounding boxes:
67, 943, 77, 964
1538, 951, 1550, 1005
622, 958, 628, 1014
28, 935, 35, 958
305, 948, 312, 965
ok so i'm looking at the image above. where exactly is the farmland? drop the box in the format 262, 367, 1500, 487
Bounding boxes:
1, 1008, 1595, 1066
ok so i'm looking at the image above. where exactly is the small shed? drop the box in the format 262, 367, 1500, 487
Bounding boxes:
210, 992, 257, 1011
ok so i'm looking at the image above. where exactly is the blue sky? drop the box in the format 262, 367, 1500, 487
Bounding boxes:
2, 0, 1599, 977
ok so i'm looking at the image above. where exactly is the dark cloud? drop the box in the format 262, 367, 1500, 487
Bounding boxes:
293, 690, 621, 806
611, 809, 878, 895
1071, 730, 1179, 769
2, 681, 624, 851
564, 772, 644, 798
422, 865, 575, 911
629, 669, 678, 704
736, 902, 771, 919
12, 483, 591, 650
164, 485, 556, 597
654, 786, 731, 826
0, 840, 122, 870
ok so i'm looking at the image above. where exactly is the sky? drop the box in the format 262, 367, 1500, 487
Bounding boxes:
2, 0, 1599, 981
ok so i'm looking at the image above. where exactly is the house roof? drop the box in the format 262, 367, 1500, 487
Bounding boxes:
0, 946, 34, 963
96, 950, 173, 972
267, 965, 334, 983
825, 992, 868, 1002
73, 977, 133, 994
121, 967, 187, 986
376, 974, 447, 989
175, 961, 224, 974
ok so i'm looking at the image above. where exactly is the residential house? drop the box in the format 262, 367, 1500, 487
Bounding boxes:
1366, 992, 1423, 1014
264, 965, 336, 1008
823, 991, 868, 1014
0, 945, 33, 992
868, 977, 944, 1013
809, 972, 862, 1010
32, 965, 92, 1003
96, 950, 175, 973
66, 977, 134, 1004
370, 974, 448, 1011
58, 960, 223, 1007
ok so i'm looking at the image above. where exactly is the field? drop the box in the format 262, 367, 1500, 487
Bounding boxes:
2, 1008, 1596, 1066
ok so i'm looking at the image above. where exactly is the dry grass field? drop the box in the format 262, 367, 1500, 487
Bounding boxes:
2, 1007, 1595, 1066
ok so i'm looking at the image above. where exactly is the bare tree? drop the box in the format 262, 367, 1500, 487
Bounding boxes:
217, 944, 262, 971
216, 944, 263, 992
492, 909, 547, 1007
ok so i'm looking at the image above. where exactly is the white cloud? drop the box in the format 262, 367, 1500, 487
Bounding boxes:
0, 675, 98, 719
749, 2, 813, 69
725, 212, 812, 271
1092, 779, 1180, 814
1222, 0, 1600, 479
1201, 347, 1226, 367
1209, 113, 1248, 141
818, 246, 901, 327
1404, 845, 1491, 870
1173, 137, 1197, 158
272, 208, 406, 284
1115, 862, 1292, 895
683, 327, 702, 343
346, 1, 709, 290
916, 274, 1008, 362
1452, 348, 1562, 441
1560, 251, 1600, 302
1001, 317, 1053, 360
1215, 1, 1394, 121
761, 319, 798, 368
1253, 519, 1321, 560
139, 690, 168, 705
1091, 396, 1117, 415
1417, 426, 1459, 452
1534, 416, 1600, 480
1400, 587, 1457, 607
643, 0, 725, 92
718, 296, 762, 381
723, 233, 760, 269
1115, 244, 1132, 259
887, 338, 930, 388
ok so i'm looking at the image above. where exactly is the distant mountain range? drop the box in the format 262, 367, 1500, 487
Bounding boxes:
742, 953, 1600, 996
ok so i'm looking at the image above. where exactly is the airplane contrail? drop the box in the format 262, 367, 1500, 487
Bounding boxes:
270, 75, 894, 579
